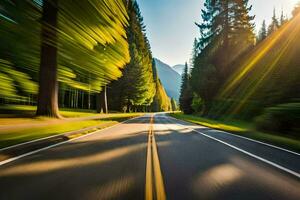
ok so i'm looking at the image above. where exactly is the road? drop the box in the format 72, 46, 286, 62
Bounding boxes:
0, 114, 299, 200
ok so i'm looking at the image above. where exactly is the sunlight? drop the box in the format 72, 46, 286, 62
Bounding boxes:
0, 143, 144, 176
217, 12, 300, 115
192, 164, 243, 197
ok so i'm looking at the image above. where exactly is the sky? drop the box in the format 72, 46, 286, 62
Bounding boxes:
136, 0, 299, 66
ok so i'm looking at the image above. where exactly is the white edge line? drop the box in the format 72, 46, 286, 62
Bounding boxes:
0, 115, 144, 151
193, 129, 300, 179
211, 130, 300, 156
0, 115, 143, 166
168, 116, 300, 156
168, 117, 300, 179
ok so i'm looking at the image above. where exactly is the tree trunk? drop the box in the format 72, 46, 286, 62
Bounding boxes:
36, 0, 60, 118
96, 86, 108, 114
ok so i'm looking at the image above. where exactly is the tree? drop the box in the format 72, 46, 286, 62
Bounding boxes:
191, 0, 255, 116
108, 0, 155, 112
268, 8, 279, 35
171, 98, 178, 111
258, 20, 267, 42
280, 10, 287, 26
36, 0, 59, 117
35, 0, 130, 117
179, 63, 193, 114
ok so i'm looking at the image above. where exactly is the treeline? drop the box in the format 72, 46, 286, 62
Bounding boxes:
107, 1, 174, 112
0, 0, 174, 117
180, 0, 300, 135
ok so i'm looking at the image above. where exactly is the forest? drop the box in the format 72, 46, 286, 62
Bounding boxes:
0, 0, 174, 118
179, 0, 300, 136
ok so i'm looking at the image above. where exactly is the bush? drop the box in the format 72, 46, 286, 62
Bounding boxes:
255, 103, 300, 135
191, 94, 203, 113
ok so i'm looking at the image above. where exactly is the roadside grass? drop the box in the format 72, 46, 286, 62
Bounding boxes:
0, 104, 143, 148
170, 113, 300, 153
0, 119, 112, 148
0, 104, 99, 118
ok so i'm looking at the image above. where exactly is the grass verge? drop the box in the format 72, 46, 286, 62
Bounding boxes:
0, 104, 99, 118
0, 113, 141, 149
170, 113, 300, 153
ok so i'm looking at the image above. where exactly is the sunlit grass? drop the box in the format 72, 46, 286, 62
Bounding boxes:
170, 113, 250, 133
170, 113, 300, 152
0, 105, 142, 148
0, 120, 114, 148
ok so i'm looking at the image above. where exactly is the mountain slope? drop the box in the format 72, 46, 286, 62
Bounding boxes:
173, 64, 185, 75
154, 58, 181, 100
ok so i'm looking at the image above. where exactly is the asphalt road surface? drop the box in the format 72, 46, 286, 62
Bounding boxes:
0, 113, 299, 200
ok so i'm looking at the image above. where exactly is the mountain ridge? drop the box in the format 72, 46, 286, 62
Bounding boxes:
154, 58, 181, 101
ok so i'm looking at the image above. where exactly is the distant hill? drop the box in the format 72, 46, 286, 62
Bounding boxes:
154, 58, 181, 101
173, 64, 185, 75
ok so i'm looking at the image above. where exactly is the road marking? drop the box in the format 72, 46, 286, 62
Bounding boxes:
168, 116, 300, 156
167, 117, 300, 179
0, 116, 142, 167
145, 115, 167, 200
145, 119, 153, 200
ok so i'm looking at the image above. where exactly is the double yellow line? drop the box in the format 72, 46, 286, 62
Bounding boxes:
145, 115, 166, 200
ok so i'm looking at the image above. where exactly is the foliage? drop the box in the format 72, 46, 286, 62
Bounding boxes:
179, 63, 193, 114
171, 98, 178, 111
0, 0, 131, 115
108, 0, 156, 112
255, 103, 300, 135
189, 0, 255, 117
257, 20, 267, 42
267, 8, 280, 35
191, 94, 203, 113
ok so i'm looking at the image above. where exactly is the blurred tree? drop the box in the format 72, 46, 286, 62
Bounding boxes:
268, 8, 280, 35
258, 20, 267, 42
108, 0, 155, 112
36, 0, 59, 117
171, 98, 178, 111
280, 10, 288, 26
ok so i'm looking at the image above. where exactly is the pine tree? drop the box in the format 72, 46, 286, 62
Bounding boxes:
258, 20, 267, 42
268, 8, 280, 35
231, 0, 255, 50
108, 0, 155, 112
280, 10, 287, 26
191, 0, 255, 116
179, 63, 193, 114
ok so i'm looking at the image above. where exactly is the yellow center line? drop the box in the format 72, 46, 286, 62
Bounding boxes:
145, 114, 166, 200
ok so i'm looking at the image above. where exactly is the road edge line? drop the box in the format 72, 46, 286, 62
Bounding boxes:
168, 116, 300, 156
0, 115, 143, 167
193, 129, 300, 179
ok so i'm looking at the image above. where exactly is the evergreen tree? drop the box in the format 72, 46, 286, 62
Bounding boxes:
171, 98, 178, 111
258, 20, 267, 42
179, 63, 193, 114
108, 0, 155, 112
280, 10, 287, 26
268, 8, 279, 35
191, 0, 255, 116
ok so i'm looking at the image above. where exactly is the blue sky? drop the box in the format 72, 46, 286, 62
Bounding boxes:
136, 0, 298, 66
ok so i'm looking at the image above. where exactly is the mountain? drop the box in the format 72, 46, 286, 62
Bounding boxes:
173, 64, 185, 75
154, 58, 181, 101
